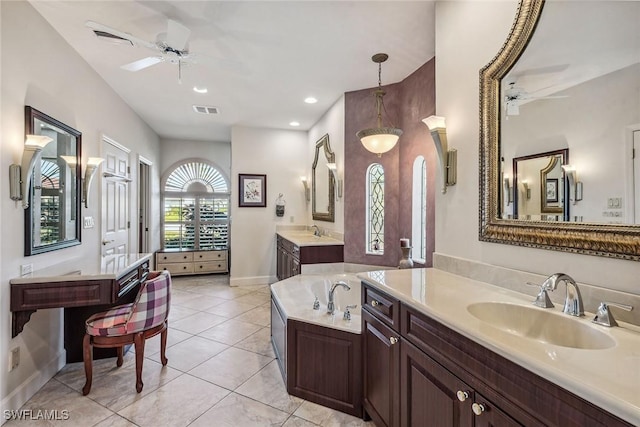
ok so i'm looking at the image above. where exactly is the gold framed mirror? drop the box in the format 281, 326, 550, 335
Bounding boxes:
312, 134, 335, 222
479, 0, 640, 260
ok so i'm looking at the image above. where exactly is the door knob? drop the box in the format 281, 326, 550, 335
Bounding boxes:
456, 391, 470, 402
472, 403, 486, 416
389, 336, 399, 345
102, 239, 114, 245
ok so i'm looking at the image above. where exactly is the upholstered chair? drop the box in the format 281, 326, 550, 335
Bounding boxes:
82, 270, 171, 395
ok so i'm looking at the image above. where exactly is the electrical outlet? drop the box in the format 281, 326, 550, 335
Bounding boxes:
20, 264, 33, 276
9, 347, 19, 371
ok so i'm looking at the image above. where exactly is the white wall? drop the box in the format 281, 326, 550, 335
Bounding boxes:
1, 1, 161, 413
160, 138, 231, 180
229, 126, 308, 285
308, 96, 346, 234
435, 1, 639, 295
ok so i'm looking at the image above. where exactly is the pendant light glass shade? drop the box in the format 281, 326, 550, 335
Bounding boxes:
357, 53, 402, 156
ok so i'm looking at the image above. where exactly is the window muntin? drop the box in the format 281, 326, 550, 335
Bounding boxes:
162, 161, 229, 250
366, 163, 385, 255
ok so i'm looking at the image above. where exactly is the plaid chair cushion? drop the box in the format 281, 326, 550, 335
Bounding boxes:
85, 304, 134, 336
85, 271, 171, 337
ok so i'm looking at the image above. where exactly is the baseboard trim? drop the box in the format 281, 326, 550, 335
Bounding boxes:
230, 275, 274, 287
1, 351, 65, 424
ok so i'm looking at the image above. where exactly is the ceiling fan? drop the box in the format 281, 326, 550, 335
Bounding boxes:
503, 81, 568, 116
86, 19, 194, 81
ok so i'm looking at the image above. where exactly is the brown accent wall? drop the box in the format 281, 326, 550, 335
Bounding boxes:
344, 59, 436, 267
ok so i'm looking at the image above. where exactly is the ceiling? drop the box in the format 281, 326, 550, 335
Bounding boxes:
29, 1, 435, 142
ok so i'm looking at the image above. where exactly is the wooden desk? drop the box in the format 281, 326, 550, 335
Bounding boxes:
11, 254, 151, 362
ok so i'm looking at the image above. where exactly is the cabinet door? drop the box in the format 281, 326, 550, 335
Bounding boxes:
363, 309, 401, 427
400, 339, 474, 427
469, 393, 522, 427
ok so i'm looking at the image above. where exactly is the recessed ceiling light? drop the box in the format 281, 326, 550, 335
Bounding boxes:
193, 86, 208, 94
289, 121, 300, 127
304, 97, 318, 104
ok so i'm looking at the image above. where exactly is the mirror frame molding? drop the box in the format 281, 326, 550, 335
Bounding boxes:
479, 0, 640, 260
24, 106, 82, 256
312, 133, 335, 222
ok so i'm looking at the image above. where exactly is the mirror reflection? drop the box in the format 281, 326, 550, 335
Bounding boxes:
312, 134, 335, 222
500, 1, 640, 225
25, 106, 81, 255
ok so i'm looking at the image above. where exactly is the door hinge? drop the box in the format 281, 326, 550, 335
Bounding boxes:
127, 166, 131, 174
127, 221, 131, 229
633, 148, 636, 159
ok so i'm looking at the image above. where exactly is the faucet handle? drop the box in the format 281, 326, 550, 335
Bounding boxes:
313, 296, 320, 310
526, 282, 555, 308
592, 301, 633, 327
343, 304, 357, 321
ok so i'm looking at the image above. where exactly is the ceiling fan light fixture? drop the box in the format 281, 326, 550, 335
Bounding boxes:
357, 53, 402, 157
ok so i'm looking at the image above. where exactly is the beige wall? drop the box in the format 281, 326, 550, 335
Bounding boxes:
434, 1, 639, 295
1, 1, 161, 414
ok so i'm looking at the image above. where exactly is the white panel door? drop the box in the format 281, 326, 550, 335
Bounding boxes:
101, 137, 131, 256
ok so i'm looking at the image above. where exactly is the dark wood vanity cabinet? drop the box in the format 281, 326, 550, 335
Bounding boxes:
361, 282, 632, 427
276, 235, 344, 281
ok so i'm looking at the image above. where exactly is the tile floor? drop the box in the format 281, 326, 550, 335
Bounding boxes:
7, 275, 374, 427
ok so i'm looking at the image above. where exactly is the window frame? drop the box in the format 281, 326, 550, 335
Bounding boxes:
366, 163, 385, 255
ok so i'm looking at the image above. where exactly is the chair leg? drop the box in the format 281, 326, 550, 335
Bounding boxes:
134, 333, 145, 393
82, 334, 93, 396
116, 346, 124, 367
160, 325, 168, 366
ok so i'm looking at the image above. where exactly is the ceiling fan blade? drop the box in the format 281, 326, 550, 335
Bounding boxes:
86, 21, 157, 50
166, 19, 191, 51
121, 56, 164, 72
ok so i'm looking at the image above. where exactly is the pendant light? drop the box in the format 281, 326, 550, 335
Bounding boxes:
356, 53, 403, 156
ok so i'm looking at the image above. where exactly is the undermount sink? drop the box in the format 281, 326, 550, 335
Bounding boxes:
467, 302, 616, 350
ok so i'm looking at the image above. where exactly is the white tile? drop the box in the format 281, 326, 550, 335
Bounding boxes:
189, 393, 289, 427
233, 305, 271, 326
117, 374, 229, 427
188, 347, 273, 390
163, 336, 228, 372
235, 360, 303, 413
234, 327, 276, 358
198, 319, 262, 345
294, 401, 374, 427
206, 300, 259, 318
170, 311, 228, 334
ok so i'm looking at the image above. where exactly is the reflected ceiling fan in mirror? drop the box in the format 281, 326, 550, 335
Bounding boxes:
86, 19, 194, 82
503, 81, 568, 116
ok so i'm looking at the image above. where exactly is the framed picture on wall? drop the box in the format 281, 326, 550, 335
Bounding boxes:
545, 178, 558, 203
239, 174, 267, 207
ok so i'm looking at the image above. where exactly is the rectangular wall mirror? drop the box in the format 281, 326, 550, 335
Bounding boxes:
25, 106, 82, 255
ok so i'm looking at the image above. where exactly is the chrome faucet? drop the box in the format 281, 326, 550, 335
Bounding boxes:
541, 273, 584, 317
311, 225, 321, 237
327, 281, 350, 314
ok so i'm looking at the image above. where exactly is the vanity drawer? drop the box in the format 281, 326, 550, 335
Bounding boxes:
157, 252, 193, 263
158, 262, 194, 275
194, 251, 227, 262
195, 261, 227, 273
362, 283, 400, 331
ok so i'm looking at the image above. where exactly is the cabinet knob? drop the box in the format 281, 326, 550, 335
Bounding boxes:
389, 336, 399, 345
456, 391, 470, 402
371, 300, 380, 307
471, 403, 486, 416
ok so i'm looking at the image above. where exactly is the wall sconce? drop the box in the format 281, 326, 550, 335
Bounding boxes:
521, 180, 531, 200
83, 157, 105, 208
503, 175, 512, 204
9, 135, 54, 209
326, 162, 343, 199
301, 176, 310, 202
422, 115, 457, 194
561, 165, 583, 204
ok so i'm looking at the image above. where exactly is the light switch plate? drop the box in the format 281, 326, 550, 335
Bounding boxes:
83, 216, 95, 229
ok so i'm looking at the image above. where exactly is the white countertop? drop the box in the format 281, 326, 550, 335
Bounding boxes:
10, 253, 152, 284
277, 230, 344, 247
358, 268, 640, 426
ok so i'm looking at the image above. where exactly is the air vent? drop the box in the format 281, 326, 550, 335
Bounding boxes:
192, 105, 220, 115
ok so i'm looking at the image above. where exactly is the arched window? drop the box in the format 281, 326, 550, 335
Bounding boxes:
162, 160, 230, 250
412, 156, 427, 262
366, 163, 385, 254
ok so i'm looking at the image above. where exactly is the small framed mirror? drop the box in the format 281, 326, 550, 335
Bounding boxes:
312, 134, 335, 222
25, 106, 82, 255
